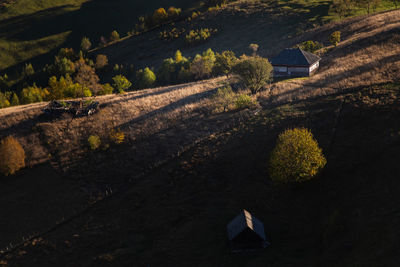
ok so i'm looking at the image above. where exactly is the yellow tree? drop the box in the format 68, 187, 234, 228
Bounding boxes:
269, 128, 327, 183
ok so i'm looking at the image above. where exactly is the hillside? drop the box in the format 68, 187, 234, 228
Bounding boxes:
0, 6, 400, 267
0, 0, 202, 71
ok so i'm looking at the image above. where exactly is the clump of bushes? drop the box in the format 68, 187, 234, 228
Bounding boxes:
136, 67, 156, 89
234, 94, 257, 110
112, 75, 132, 94
269, 128, 327, 184
185, 28, 218, 45
232, 56, 273, 94
159, 28, 185, 41
0, 136, 25, 176
88, 135, 101, 150
330, 31, 341, 47
299, 40, 324, 53
109, 129, 125, 144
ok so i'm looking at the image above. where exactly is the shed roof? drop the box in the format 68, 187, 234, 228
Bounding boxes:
270, 48, 321, 67
227, 209, 266, 241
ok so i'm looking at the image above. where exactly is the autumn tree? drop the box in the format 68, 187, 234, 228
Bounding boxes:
153, 8, 168, 24
95, 54, 108, 69
74, 59, 102, 95
269, 128, 327, 184
232, 56, 273, 94
329, 31, 341, 46
110, 30, 120, 42
81, 37, 92, 52
136, 67, 156, 89
0, 136, 25, 176
214, 50, 238, 77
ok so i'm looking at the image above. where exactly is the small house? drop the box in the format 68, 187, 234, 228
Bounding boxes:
271, 48, 321, 77
227, 209, 269, 252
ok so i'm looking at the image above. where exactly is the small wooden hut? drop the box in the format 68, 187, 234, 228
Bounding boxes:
271, 48, 321, 77
227, 209, 269, 252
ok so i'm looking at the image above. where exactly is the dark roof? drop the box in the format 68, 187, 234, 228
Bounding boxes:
227, 209, 266, 241
270, 48, 321, 67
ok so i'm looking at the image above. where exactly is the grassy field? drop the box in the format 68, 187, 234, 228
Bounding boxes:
0, 0, 202, 72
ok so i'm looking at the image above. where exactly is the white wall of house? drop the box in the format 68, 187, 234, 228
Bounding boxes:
309, 61, 320, 72
287, 66, 309, 74
273, 66, 287, 72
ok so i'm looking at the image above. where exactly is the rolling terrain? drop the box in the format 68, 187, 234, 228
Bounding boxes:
0, 4, 400, 267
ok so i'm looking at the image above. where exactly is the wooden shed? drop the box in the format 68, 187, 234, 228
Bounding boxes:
271, 48, 321, 77
227, 209, 269, 252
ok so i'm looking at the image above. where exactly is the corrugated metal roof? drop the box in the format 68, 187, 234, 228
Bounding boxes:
270, 48, 321, 67
227, 209, 266, 241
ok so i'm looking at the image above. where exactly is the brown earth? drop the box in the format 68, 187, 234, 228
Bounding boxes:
0, 7, 400, 267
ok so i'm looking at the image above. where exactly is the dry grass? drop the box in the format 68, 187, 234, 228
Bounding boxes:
258, 9, 400, 105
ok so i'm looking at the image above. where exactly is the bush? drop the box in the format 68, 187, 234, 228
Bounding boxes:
214, 50, 238, 76
110, 30, 120, 42
81, 37, 92, 52
234, 94, 257, 110
269, 128, 327, 184
109, 129, 125, 144
232, 56, 273, 94
88, 135, 101, 150
167, 6, 182, 17
10, 92, 19, 106
95, 54, 108, 69
99, 83, 114, 95
23, 63, 35, 77
153, 8, 168, 23
20, 84, 49, 104
112, 75, 132, 93
185, 28, 218, 45
136, 67, 156, 89
330, 31, 341, 47
299, 40, 324, 53
213, 85, 235, 112
0, 92, 10, 108
0, 136, 25, 176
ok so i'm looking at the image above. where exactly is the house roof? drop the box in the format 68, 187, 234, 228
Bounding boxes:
227, 209, 266, 241
270, 48, 321, 67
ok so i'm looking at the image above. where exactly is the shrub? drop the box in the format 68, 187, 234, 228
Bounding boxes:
157, 58, 176, 84
81, 37, 92, 52
232, 56, 273, 94
112, 75, 131, 93
299, 40, 324, 53
0, 92, 10, 108
234, 94, 257, 110
213, 85, 235, 112
185, 28, 218, 45
269, 128, 327, 184
136, 67, 156, 89
153, 8, 168, 23
214, 50, 238, 76
159, 28, 184, 41
0, 136, 25, 176
23, 63, 35, 77
20, 84, 49, 104
99, 83, 114, 95
74, 59, 102, 95
167, 6, 182, 17
175, 50, 183, 63
249, 43, 259, 56
88, 135, 101, 150
110, 30, 120, 42
10, 92, 19, 106
109, 129, 125, 144
329, 31, 341, 47
53, 57, 76, 77
95, 54, 108, 69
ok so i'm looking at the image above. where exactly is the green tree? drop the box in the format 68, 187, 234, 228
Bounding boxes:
214, 50, 238, 76
137, 67, 156, 89
98, 83, 114, 95
23, 63, 35, 77
20, 84, 49, 104
110, 30, 120, 42
0, 92, 10, 108
0, 136, 25, 176
269, 128, 327, 184
53, 57, 76, 77
81, 37, 92, 52
112, 75, 132, 93
10, 92, 19, 106
213, 85, 235, 112
88, 135, 101, 150
329, 31, 341, 47
157, 58, 176, 84
232, 56, 273, 94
